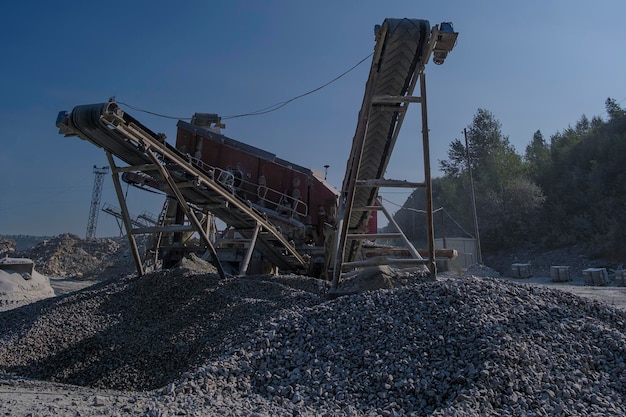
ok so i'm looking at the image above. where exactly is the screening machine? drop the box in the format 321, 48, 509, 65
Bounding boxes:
56, 18, 457, 284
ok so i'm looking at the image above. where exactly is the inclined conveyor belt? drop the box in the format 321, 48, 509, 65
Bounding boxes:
339, 18, 432, 263
57, 102, 306, 271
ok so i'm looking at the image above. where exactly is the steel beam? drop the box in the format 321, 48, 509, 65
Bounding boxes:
106, 152, 145, 276
239, 222, 261, 275
144, 145, 227, 280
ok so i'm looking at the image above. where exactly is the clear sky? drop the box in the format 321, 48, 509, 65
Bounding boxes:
1, 1, 624, 238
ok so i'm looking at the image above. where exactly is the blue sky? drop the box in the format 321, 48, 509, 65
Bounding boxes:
1, 1, 624, 238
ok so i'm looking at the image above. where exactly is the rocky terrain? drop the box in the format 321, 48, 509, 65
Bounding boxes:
11, 233, 137, 279
0, 237, 16, 256
0, 236, 625, 416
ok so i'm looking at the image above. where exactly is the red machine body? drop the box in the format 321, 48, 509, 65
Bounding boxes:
174, 117, 352, 245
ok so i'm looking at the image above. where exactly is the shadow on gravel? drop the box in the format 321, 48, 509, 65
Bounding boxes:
0, 270, 325, 390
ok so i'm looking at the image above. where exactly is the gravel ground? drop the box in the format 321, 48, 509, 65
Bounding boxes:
1, 265, 625, 416
500, 275, 626, 311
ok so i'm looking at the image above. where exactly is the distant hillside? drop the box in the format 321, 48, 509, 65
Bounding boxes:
0, 235, 54, 252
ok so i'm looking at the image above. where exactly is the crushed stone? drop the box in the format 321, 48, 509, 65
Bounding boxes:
15, 233, 136, 278
0, 266, 625, 416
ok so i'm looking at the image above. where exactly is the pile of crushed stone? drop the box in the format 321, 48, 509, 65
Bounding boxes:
0, 268, 327, 390
16, 233, 135, 278
465, 263, 500, 278
0, 268, 624, 416
337, 265, 431, 293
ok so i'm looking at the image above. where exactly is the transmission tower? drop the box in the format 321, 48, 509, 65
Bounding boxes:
86, 165, 110, 239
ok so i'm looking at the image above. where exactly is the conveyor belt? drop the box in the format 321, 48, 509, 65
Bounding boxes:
338, 18, 432, 264
56, 102, 307, 273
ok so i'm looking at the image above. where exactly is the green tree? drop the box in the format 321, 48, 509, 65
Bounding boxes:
440, 108, 523, 184
539, 101, 626, 255
605, 97, 625, 121
437, 109, 544, 250
396, 98, 626, 256
524, 130, 550, 183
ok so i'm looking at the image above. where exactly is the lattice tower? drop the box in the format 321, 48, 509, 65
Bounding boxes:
86, 165, 110, 239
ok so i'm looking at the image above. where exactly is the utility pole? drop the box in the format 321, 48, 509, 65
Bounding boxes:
464, 128, 482, 265
86, 165, 109, 240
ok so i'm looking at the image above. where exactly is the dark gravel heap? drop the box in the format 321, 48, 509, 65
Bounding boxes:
0, 269, 327, 390
0, 270, 625, 416
160, 277, 626, 416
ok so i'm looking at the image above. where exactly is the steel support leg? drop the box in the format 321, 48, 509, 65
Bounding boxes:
420, 74, 437, 280
239, 222, 261, 275
144, 147, 227, 280
105, 152, 145, 277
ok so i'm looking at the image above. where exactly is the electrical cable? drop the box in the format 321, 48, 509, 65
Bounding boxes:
380, 196, 442, 214
222, 52, 373, 120
442, 208, 475, 239
380, 197, 475, 239
115, 52, 373, 122
116, 101, 191, 121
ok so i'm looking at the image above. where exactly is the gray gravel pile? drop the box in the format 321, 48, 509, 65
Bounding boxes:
337, 265, 430, 293
1, 270, 625, 416
16, 233, 127, 278
465, 263, 500, 278
158, 276, 626, 416
0, 269, 327, 390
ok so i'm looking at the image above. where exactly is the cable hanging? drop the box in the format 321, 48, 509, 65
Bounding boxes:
116, 101, 191, 121
115, 52, 373, 122
222, 53, 373, 120
380, 197, 475, 239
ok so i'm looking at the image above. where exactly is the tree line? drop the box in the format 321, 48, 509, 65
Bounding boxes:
391, 98, 626, 258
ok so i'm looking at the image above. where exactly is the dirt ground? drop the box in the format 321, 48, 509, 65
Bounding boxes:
48, 276, 102, 295
499, 273, 626, 311
0, 376, 150, 416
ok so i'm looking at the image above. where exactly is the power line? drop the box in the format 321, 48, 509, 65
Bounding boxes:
380, 197, 475, 239
116, 101, 190, 121
381, 196, 442, 214
222, 53, 373, 120
115, 52, 373, 122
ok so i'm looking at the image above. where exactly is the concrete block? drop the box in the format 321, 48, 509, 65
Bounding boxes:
582, 268, 608, 286
511, 263, 532, 278
550, 266, 571, 282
